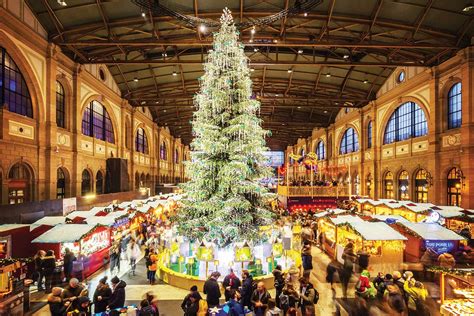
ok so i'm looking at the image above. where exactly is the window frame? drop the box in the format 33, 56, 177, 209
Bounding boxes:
447, 82, 462, 130
135, 127, 149, 154
315, 141, 325, 160
447, 167, 461, 206
56, 168, 66, 199
81, 169, 92, 196
367, 121, 373, 149
414, 169, 428, 203
384, 172, 394, 199
56, 81, 66, 128
339, 127, 359, 155
81, 100, 115, 143
383, 101, 427, 145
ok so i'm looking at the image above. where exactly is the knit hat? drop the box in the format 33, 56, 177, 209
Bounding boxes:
111, 276, 120, 284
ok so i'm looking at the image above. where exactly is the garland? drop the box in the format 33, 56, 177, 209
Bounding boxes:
0, 257, 33, 266
427, 266, 474, 276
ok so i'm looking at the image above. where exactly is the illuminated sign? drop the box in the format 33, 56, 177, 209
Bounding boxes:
425, 240, 455, 255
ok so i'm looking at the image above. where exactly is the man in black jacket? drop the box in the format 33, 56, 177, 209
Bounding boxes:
203, 271, 221, 308
181, 285, 201, 312
222, 269, 241, 301
41, 250, 56, 293
240, 270, 253, 309
108, 276, 127, 309
251, 281, 271, 316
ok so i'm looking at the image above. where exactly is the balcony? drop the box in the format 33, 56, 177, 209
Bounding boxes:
277, 185, 350, 197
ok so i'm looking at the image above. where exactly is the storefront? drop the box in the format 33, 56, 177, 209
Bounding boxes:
0, 225, 31, 258
436, 268, 474, 316
317, 215, 364, 258
31, 224, 111, 278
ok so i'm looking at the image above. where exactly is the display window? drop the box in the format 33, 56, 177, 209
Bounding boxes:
80, 229, 110, 256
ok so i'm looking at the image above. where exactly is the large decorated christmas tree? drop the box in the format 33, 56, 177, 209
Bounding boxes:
176, 8, 274, 246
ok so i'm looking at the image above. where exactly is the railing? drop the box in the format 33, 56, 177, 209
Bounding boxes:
277, 186, 350, 197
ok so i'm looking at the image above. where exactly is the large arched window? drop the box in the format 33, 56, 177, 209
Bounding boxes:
135, 128, 148, 154
447, 167, 462, 206
1, 47, 33, 118
57, 168, 66, 199
96, 170, 104, 195
56, 81, 65, 128
160, 142, 167, 160
8, 163, 33, 204
339, 127, 359, 154
367, 121, 373, 149
414, 169, 428, 203
447, 82, 462, 129
384, 172, 394, 199
398, 170, 410, 201
315, 141, 325, 160
81, 100, 115, 143
383, 102, 427, 144
81, 169, 92, 196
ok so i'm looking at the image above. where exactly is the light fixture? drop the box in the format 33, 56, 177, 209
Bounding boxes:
250, 68, 255, 72
199, 24, 207, 33
253, 48, 259, 52
251, 26, 256, 35
57, 0, 67, 6
155, 101, 160, 104
172, 71, 177, 76
141, 12, 146, 17
249, 39, 253, 43
363, 79, 369, 84
273, 39, 278, 43
463, 3, 474, 11
162, 52, 168, 57
297, 106, 301, 109
133, 77, 139, 82
324, 110, 328, 113
343, 54, 350, 59
275, 94, 279, 97
287, 68, 293, 73
303, 12, 308, 17
297, 49, 304, 54
141, 101, 146, 105
325, 72, 331, 77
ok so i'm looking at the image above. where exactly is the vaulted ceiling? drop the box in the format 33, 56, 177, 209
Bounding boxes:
27, 0, 474, 150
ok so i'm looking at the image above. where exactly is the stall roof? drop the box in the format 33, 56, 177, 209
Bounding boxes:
355, 198, 385, 206
430, 205, 464, 212
400, 222, 465, 241
106, 210, 128, 219
436, 210, 466, 219
32, 224, 99, 243
369, 215, 409, 223
136, 205, 152, 213
329, 215, 364, 225
30, 216, 67, 231
0, 224, 29, 233
348, 222, 408, 241
85, 216, 117, 227
314, 208, 349, 218
66, 209, 103, 219
402, 203, 434, 213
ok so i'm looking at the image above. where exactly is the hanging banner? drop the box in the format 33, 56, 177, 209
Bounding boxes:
62, 197, 77, 216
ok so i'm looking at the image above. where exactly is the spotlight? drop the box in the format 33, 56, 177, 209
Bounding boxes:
172, 71, 177, 76
199, 24, 207, 33
251, 26, 256, 35
363, 79, 369, 84
57, 0, 67, 6
297, 49, 304, 54
303, 12, 308, 17
463, 3, 474, 11
141, 12, 146, 17
254, 48, 259, 52
343, 54, 350, 59
287, 69, 293, 73
134, 77, 139, 82
325, 73, 331, 77
250, 68, 255, 72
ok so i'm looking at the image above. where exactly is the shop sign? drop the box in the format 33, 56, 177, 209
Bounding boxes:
62, 197, 77, 215
425, 240, 455, 254
112, 217, 129, 229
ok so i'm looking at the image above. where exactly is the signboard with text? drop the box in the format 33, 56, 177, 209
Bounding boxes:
425, 240, 455, 255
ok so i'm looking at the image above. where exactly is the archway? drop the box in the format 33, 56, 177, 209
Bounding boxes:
8, 162, 34, 204
81, 169, 92, 196
447, 167, 462, 206
96, 170, 104, 195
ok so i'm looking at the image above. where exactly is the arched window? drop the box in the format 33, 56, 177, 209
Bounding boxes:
175, 149, 179, 164
1, 47, 33, 118
447, 167, 462, 206
57, 168, 66, 199
383, 102, 427, 144
447, 82, 462, 129
315, 141, 325, 160
414, 169, 428, 203
135, 128, 148, 154
81, 100, 115, 143
340, 127, 359, 154
81, 170, 91, 196
384, 172, 394, 199
56, 81, 65, 128
160, 142, 167, 160
96, 170, 104, 195
8, 163, 32, 204
398, 171, 410, 201
367, 121, 373, 149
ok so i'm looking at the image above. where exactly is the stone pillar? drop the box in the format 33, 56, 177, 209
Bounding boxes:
71, 64, 83, 197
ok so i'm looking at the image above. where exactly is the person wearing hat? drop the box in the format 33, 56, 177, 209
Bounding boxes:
76, 296, 92, 316
203, 271, 221, 308
48, 287, 70, 316
108, 276, 127, 309
93, 276, 112, 313
181, 285, 202, 312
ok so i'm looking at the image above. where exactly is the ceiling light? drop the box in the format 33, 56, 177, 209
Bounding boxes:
275, 94, 279, 97
249, 39, 253, 43
343, 54, 350, 59
155, 101, 160, 104
303, 12, 308, 17
363, 79, 369, 84
141, 12, 146, 17
133, 77, 139, 82
163, 110, 167, 113
141, 101, 146, 105
57, 0, 67, 6
172, 71, 177, 76
162, 52, 167, 57
324, 110, 328, 113
297, 49, 303, 54
273, 39, 278, 43
253, 48, 259, 52
251, 26, 256, 35
250, 68, 255, 72
463, 3, 474, 11
287, 68, 293, 73
297, 106, 301, 109
199, 24, 207, 33
325, 73, 331, 78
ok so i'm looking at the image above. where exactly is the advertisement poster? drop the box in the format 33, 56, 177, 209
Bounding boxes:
62, 197, 77, 216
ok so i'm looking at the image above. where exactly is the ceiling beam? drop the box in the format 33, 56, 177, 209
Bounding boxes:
132, 96, 368, 103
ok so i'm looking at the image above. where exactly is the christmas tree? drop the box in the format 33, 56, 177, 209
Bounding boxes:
176, 8, 274, 246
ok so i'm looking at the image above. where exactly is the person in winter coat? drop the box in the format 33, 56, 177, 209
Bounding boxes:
108, 276, 127, 309
297, 278, 316, 314
341, 243, 356, 298
251, 281, 271, 316
240, 270, 253, 309
184, 291, 206, 316
144, 291, 160, 316
33, 250, 45, 291
61, 278, 86, 310
109, 242, 121, 274
301, 240, 313, 278
76, 296, 92, 316
203, 271, 221, 308
48, 287, 69, 316
438, 252, 456, 268
127, 240, 141, 276
404, 279, 428, 316
226, 290, 245, 315
181, 285, 201, 313
63, 248, 76, 282
272, 265, 285, 308
222, 269, 241, 301
384, 283, 407, 315
93, 276, 112, 313
41, 250, 57, 293
138, 299, 156, 316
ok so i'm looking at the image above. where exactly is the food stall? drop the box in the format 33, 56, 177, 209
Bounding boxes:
31, 224, 111, 279
335, 222, 407, 273
433, 268, 474, 316
0, 225, 31, 258
318, 215, 364, 258
395, 222, 465, 263
440, 210, 474, 239
106, 211, 130, 243
0, 258, 29, 316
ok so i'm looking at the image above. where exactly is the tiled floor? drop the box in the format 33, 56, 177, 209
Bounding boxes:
29, 246, 441, 315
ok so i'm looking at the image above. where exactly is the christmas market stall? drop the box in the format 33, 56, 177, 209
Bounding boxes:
335, 222, 407, 273
29, 216, 68, 239
368, 214, 410, 224
395, 222, 465, 263
0, 258, 30, 315
66, 208, 108, 222
0, 225, 31, 258
369, 200, 433, 222
317, 215, 364, 257
105, 211, 131, 243
432, 267, 474, 316
31, 224, 110, 279
436, 208, 474, 240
